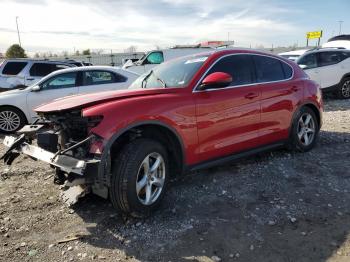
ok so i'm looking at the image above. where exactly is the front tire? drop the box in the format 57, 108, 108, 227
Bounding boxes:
337, 77, 350, 99
0, 106, 26, 133
288, 106, 319, 152
110, 138, 169, 218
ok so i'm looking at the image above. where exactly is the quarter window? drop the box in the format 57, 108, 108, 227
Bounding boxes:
41, 72, 77, 90
2, 62, 27, 75
206, 55, 254, 86
281, 62, 293, 79
253, 56, 285, 82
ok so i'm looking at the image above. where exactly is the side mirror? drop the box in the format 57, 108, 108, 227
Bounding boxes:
31, 85, 41, 92
299, 64, 307, 69
199, 72, 232, 90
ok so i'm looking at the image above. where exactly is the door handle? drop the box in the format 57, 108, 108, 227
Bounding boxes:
26, 78, 34, 80
245, 92, 259, 99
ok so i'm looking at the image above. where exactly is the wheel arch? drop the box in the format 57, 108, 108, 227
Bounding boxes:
98, 120, 186, 186
0, 104, 28, 123
288, 101, 321, 138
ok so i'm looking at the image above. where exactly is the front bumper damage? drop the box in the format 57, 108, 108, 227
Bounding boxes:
1, 126, 102, 205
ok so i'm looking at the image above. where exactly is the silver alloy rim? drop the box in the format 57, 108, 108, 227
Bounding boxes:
297, 113, 315, 146
136, 152, 166, 206
341, 80, 350, 98
0, 110, 21, 132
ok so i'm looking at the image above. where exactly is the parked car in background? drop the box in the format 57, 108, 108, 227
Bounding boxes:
0, 59, 75, 91
278, 49, 309, 61
0, 66, 138, 133
2, 49, 323, 217
322, 35, 350, 50
296, 48, 350, 98
122, 45, 213, 74
61, 59, 85, 67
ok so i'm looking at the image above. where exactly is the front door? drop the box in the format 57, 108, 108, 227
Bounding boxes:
298, 53, 322, 86
194, 54, 261, 163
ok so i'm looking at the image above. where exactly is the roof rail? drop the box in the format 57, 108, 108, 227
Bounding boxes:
306, 46, 346, 52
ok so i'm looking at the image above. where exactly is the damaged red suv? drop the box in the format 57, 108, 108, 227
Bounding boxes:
2, 49, 323, 217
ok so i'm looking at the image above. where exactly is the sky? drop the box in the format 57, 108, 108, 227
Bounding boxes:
0, 0, 349, 56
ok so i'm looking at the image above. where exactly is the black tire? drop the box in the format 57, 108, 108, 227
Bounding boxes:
110, 138, 169, 218
337, 77, 350, 99
0, 106, 27, 134
288, 106, 319, 152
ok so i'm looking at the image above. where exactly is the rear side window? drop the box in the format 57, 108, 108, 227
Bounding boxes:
30, 63, 71, 77
83, 71, 126, 86
2, 62, 27, 75
253, 56, 285, 82
207, 55, 254, 86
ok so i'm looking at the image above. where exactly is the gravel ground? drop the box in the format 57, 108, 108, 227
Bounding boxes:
0, 97, 350, 262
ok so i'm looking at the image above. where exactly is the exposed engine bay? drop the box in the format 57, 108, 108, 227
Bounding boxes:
1, 110, 104, 206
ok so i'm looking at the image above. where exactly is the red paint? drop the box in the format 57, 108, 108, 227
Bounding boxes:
201, 72, 232, 86
36, 49, 323, 166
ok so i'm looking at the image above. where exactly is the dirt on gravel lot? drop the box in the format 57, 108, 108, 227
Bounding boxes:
0, 97, 350, 262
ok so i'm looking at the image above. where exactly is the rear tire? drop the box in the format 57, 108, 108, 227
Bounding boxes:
337, 77, 350, 99
110, 138, 169, 218
0, 106, 26, 133
288, 106, 319, 152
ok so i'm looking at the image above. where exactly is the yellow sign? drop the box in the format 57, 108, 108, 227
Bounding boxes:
307, 31, 322, 39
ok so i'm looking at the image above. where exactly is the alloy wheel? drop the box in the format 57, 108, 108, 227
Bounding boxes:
341, 80, 350, 98
136, 152, 166, 206
297, 113, 315, 146
0, 110, 21, 132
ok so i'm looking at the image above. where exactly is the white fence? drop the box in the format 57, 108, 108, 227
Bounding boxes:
55, 52, 144, 66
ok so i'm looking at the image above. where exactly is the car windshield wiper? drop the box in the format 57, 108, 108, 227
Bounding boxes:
141, 70, 167, 88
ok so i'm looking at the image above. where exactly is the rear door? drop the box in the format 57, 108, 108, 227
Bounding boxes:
255, 55, 303, 145
194, 54, 261, 163
78, 70, 128, 94
26, 71, 79, 120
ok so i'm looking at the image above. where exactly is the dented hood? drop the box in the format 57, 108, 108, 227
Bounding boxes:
35, 88, 165, 113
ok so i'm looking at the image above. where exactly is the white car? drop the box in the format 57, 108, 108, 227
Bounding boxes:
0, 66, 138, 133
0, 59, 75, 91
122, 46, 213, 74
296, 48, 350, 98
322, 35, 350, 50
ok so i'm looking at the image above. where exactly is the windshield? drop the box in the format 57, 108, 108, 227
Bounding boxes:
129, 55, 208, 89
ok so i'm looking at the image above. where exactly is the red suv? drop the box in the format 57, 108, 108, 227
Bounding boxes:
2, 49, 323, 217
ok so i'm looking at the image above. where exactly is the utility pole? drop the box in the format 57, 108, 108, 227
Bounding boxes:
338, 20, 344, 35
16, 16, 22, 47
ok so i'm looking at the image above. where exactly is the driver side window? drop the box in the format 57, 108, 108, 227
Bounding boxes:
206, 55, 255, 87
298, 54, 317, 69
144, 52, 164, 64
41, 72, 77, 90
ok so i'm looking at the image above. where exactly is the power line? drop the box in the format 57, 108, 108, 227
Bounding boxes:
16, 16, 22, 47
